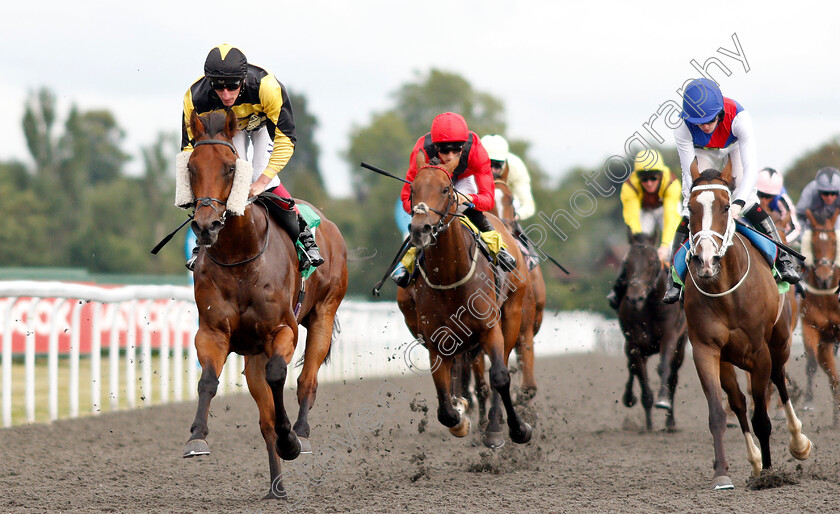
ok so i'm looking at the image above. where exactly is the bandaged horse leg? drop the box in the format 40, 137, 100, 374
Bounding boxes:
742, 204, 801, 284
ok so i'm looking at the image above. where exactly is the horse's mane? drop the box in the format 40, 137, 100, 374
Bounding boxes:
198, 111, 232, 138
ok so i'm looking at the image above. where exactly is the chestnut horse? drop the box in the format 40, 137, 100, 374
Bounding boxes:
799, 209, 840, 424
181, 110, 348, 499
618, 232, 687, 432
397, 158, 533, 449
683, 161, 810, 490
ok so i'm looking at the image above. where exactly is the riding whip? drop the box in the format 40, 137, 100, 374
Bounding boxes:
150, 215, 194, 255
516, 232, 570, 274
733, 220, 806, 262
360, 162, 411, 184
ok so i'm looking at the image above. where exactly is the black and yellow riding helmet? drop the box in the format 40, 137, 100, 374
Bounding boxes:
204, 44, 248, 79
632, 149, 668, 182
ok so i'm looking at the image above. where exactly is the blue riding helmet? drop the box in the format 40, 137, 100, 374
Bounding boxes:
681, 78, 724, 124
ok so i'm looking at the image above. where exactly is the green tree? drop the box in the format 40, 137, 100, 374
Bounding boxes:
783, 137, 840, 200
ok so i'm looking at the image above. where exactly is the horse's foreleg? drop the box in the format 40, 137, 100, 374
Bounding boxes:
472, 353, 490, 423
622, 350, 637, 409
816, 340, 840, 426
637, 355, 654, 431
692, 346, 732, 488
744, 352, 773, 472
184, 333, 228, 458
244, 355, 285, 500
266, 326, 300, 461
769, 357, 812, 461
430, 353, 469, 437
655, 332, 679, 410
484, 327, 532, 447
802, 323, 819, 408
294, 310, 337, 453
721, 361, 760, 477
664, 334, 687, 432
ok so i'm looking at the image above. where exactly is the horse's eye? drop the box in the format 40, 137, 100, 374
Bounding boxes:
724, 204, 730, 211
442, 186, 450, 194
227, 164, 236, 175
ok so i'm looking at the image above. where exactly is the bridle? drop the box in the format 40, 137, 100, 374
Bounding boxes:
410, 165, 462, 242
190, 138, 268, 268
687, 182, 750, 297
627, 243, 661, 297
190, 138, 241, 225
688, 183, 736, 260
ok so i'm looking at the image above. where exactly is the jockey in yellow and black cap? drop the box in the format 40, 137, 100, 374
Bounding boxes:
607, 149, 681, 310
181, 44, 323, 272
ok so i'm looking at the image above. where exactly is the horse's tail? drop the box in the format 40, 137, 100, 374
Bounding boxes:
294, 316, 339, 367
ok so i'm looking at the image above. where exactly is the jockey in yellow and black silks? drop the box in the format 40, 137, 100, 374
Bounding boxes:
607, 149, 681, 310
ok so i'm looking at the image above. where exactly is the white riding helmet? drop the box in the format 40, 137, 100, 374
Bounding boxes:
481, 134, 509, 162
816, 167, 840, 193
756, 167, 783, 196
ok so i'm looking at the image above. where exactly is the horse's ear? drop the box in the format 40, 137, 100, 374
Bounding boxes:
806, 208, 818, 228
689, 157, 701, 182
415, 149, 428, 171
223, 109, 238, 139
442, 156, 458, 176
720, 156, 733, 184
190, 110, 205, 139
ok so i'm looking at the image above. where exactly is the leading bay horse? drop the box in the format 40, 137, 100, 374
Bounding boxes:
397, 156, 533, 448
684, 160, 810, 490
618, 232, 687, 432
181, 109, 348, 499
799, 209, 840, 424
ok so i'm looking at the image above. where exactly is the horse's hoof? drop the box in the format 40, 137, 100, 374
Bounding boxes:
278, 434, 302, 461
510, 422, 533, 444
262, 489, 287, 501
790, 435, 812, 460
712, 475, 734, 490
655, 399, 672, 410
483, 430, 505, 448
519, 387, 537, 403
298, 437, 312, 455
622, 394, 637, 408
453, 396, 469, 413
449, 414, 471, 438
183, 439, 210, 458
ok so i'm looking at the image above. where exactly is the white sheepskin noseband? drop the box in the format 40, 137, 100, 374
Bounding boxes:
174, 150, 253, 216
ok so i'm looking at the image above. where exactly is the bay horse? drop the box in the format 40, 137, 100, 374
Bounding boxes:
618, 232, 687, 432
181, 109, 348, 499
453, 178, 545, 417
397, 156, 533, 449
683, 160, 810, 490
799, 209, 840, 424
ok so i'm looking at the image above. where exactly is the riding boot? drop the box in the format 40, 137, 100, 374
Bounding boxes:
757, 217, 801, 284
391, 263, 411, 288
607, 264, 627, 311
465, 207, 516, 271
186, 245, 199, 271
297, 215, 325, 271
662, 217, 690, 304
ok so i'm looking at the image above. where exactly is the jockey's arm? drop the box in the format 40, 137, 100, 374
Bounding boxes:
661, 179, 682, 248
256, 75, 297, 189
620, 182, 643, 234
674, 123, 697, 216
730, 110, 758, 205
507, 153, 536, 219
781, 194, 802, 242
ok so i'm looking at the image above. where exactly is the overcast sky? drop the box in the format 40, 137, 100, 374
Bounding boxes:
3, 1, 840, 197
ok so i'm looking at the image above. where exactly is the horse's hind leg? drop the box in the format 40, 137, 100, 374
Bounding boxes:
816, 339, 840, 427
244, 355, 285, 500
472, 353, 490, 423
663, 334, 687, 432
294, 308, 338, 453
515, 332, 537, 402
183, 334, 229, 458
266, 326, 301, 461
769, 354, 812, 461
802, 323, 819, 409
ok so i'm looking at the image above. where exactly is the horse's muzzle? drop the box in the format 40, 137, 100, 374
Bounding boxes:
191, 219, 223, 246
410, 222, 433, 249
692, 254, 721, 279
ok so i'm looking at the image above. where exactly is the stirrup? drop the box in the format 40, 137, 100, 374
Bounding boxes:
496, 249, 516, 272
776, 263, 801, 284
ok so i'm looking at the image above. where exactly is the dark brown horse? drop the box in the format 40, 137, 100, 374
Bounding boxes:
397, 157, 533, 448
799, 209, 840, 423
618, 232, 687, 432
181, 110, 348, 499
683, 160, 810, 490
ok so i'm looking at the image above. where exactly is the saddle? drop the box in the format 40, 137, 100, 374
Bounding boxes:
256, 191, 322, 278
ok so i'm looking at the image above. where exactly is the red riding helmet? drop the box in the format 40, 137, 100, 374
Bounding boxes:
430, 112, 469, 143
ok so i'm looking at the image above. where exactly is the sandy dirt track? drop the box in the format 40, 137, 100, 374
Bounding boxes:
2, 351, 839, 513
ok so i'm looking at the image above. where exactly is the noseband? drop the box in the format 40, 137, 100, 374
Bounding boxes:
191, 138, 241, 224
689, 184, 736, 259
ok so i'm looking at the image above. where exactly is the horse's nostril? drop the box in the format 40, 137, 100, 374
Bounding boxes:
210, 220, 223, 233
421, 224, 432, 234
712, 256, 721, 265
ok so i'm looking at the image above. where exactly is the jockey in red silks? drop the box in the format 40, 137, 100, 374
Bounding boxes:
391, 112, 516, 287
662, 79, 800, 303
